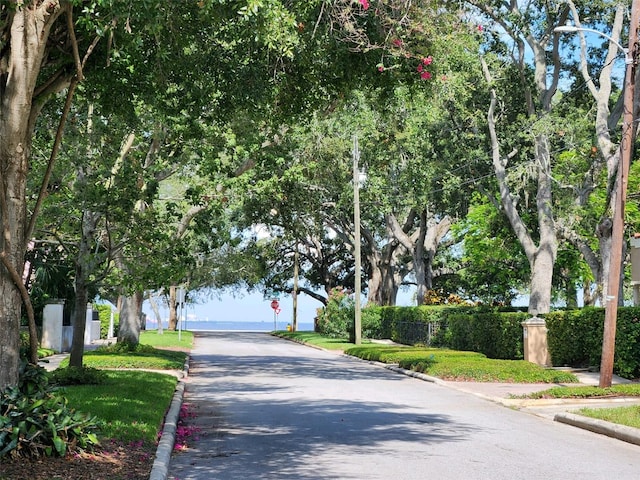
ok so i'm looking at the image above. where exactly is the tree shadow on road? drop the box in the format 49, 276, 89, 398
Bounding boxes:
169, 332, 483, 479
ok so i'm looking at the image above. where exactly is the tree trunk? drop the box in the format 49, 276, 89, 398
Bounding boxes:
527, 237, 556, 314
168, 285, 178, 330
527, 135, 558, 314
386, 211, 452, 306
414, 211, 428, 305
118, 291, 144, 346
0, 4, 65, 391
367, 262, 401, 306
68, 210, 101, 367
365, 241, 404, 306
69, 288, 89, 368
148, 291, 164, 334
488, 111, 558, 314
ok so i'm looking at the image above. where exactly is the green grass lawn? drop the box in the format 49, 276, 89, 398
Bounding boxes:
519, 383, 640, 399
61, 370, 178, 444
275, 331, 367, 351
59, 345, 187, 370
576, 405, 640, 429
140, 329, 194, 349
49, 332, 190, 446
55, 331, 192, 370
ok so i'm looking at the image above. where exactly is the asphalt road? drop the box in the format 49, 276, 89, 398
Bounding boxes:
167, 332, 639, 480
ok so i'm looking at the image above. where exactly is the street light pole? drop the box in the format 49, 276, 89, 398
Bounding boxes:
555, 8, 639, 387
293, 245, 299, 332
353, 135, 362, 345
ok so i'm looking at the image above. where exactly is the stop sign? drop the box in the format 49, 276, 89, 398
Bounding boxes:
270, 299, 279, 310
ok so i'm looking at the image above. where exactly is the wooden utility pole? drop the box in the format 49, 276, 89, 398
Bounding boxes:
600, 0, 639, 388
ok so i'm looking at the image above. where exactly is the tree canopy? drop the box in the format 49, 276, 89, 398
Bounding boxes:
0, 0, 637, 391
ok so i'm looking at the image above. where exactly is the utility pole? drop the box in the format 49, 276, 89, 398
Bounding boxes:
353, 136, 362, 345
293, 246, 299, 332
600, 0, 639, 388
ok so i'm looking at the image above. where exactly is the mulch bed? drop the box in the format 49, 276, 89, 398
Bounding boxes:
0, 441, 155, 480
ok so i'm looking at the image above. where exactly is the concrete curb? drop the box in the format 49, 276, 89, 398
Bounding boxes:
554, 412, 640, 447
149, 356, 190, 480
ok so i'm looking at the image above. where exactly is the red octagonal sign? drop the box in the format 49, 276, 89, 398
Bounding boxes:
270, 299, 279, 310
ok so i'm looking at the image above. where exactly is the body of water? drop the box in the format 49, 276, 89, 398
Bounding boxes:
145, 320, 315, 332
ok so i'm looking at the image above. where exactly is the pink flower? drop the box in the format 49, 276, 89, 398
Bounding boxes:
477, 25, 483, 32
392, 38, 403, 47
420, 71, 432, 80
377, 64, 385, 72
422, 56, 433, 65
359, 0, 370, 10
441, 75, 448, 81
417, 64, 423, 73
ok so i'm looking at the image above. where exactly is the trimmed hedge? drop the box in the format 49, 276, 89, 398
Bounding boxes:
446, 311, 527, 360
318, 299, 640, 377
318, 299, 528, 359
546, 307, 640, 379
378, 305, 466, 344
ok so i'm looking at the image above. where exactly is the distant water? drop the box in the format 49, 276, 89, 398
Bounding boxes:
145, 320, 315, 332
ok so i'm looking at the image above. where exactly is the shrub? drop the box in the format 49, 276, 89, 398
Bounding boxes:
49, 366, 107, 386
361, 306, 383, 339
443, 310, 526, 359
95, 303, 118, 339
613, 309, 640, 378
315, 287, 354, 338
546, 307, 640, 378
381, 305, 474, 347
545, 309, 602, 368
95, 342, 158, 355
0, 362, 100, 458
19, 330, 32, 360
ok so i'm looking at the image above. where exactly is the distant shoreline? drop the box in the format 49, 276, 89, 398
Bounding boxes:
145, 320, 315, 332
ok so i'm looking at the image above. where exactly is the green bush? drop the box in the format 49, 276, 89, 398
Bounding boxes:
361, 306, 383, 339
442, 310, 527, 359
376, 305, 450, 345
19, 330, 31, 360
546, 308, 602, 368
546, 307, 640, 378
318, 299, 527, 356
94, 303, 118, 339
315, 287, 353, 338
613, 309, 640, 378
0, 362, 100, 458
315, 290, 384, 341
49, 366, 107, 386
95, 342, 158, 354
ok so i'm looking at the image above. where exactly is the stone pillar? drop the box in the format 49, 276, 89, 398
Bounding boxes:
42, 301, 65, 352
522, 313, 551, 366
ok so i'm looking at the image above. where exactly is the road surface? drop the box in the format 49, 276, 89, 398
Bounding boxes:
168, 332, 639, 479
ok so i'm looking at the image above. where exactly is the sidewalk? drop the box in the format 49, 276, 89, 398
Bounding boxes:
38, 338, 113, 371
